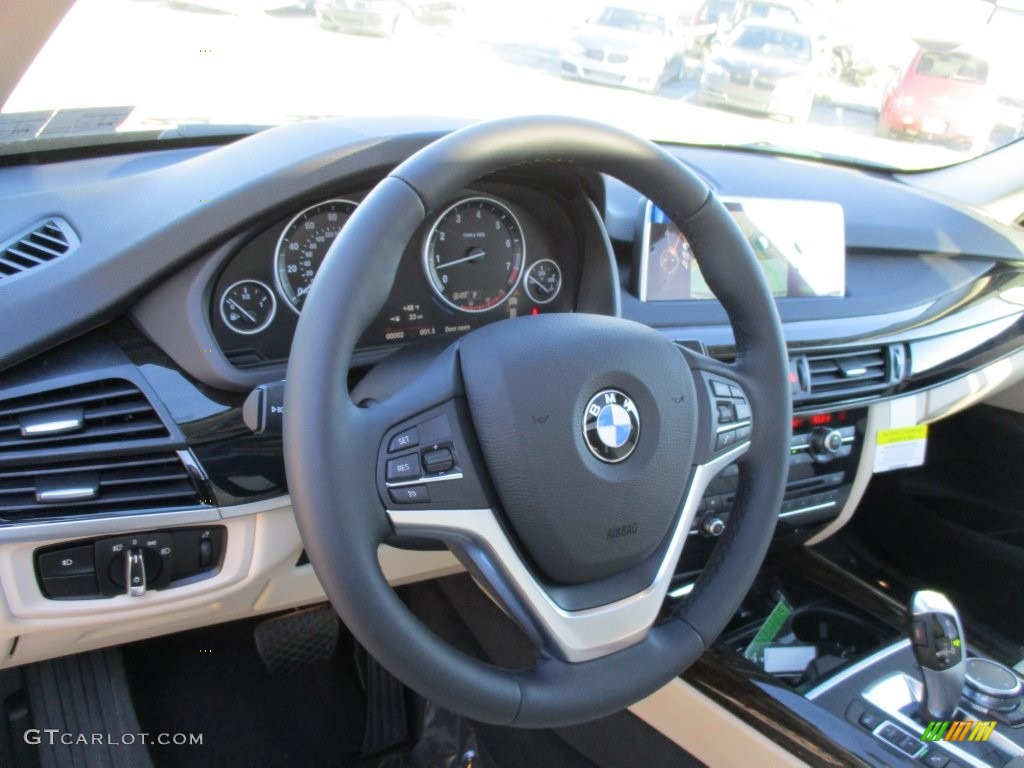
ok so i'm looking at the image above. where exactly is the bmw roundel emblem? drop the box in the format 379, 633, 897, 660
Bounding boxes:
582, 389, 640, 463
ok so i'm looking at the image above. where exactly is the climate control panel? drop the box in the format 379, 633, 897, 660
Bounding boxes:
689, 408, 865, 546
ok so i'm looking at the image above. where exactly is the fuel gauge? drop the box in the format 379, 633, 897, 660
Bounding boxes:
219, 280, 276, 335
523, 259, 562, 305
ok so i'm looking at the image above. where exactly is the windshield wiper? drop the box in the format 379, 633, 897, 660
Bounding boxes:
157, 123, 273, 140
735, 141, 897, 171
0, 106, 134, 143
0, 120, 267, 163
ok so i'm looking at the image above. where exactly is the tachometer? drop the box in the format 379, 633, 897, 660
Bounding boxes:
275, 199, 358, 313
423, 197, 525, 313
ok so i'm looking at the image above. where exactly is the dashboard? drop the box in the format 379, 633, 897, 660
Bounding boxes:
208, 182, 582, 368
1, 117, 1024, 683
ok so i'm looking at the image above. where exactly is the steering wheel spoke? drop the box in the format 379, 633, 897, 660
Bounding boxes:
355, 342, 494, 513
680, 348, 756, 466
391, 434, 747, 663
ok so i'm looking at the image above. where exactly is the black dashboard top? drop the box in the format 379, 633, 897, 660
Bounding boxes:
1, 118, 1023, 393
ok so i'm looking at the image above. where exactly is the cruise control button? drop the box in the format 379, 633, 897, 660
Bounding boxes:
715, 430, 737, 450
711, 380, 731, 397
422, 447, 454, 474
388, 427, 419, 454
389, 485, 430, 504
386, 453, 421, 483
728, 384, 744, 399
735, 402, 752, 421
735, 424, 752, 441
717, 403, 735, 423
39, 545, 95, 577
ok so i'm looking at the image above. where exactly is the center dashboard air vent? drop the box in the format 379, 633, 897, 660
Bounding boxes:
0, 378, 170, 459
791, 345, 907, 404
0, 453, 204, 523
0, 377, 210, 524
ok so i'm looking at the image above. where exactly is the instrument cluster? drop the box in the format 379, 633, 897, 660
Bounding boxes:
209, 185, 579, 368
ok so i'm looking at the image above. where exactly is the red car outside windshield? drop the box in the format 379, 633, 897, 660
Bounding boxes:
879, 49, 996, 150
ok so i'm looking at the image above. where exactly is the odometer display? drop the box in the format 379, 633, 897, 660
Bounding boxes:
423, 197, 525, 313
275, 199, 357, 313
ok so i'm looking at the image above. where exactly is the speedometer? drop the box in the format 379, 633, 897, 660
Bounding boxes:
423, 197, 525, 313
274, 199, 358, 313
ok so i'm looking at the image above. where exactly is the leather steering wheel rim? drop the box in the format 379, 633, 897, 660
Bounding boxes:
284, 115, 790, 728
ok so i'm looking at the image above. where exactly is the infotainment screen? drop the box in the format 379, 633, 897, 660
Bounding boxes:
637, 198, 846, 302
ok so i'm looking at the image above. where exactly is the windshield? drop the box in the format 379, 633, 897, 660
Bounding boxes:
595, 7, 666, 34
2, 0, 1022, 171
732, 25, 812, 60
915, 51, 989, 84
747, 4, 801, 24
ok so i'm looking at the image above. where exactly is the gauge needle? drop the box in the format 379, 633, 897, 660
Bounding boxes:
437, 247, 486, 270
227, 299, 257, 323
528, 275, 551, 295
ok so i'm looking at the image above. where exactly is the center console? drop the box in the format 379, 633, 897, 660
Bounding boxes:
679, 549, 1024, 768
807, 591, 1024, 768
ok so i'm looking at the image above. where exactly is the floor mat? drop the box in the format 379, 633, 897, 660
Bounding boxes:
120, 607, 367, 768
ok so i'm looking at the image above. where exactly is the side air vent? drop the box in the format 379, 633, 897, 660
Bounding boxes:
0, 379, 171, 458
0, 218, 78, 280
792, 345, 906, 403
0, 452, 205, 523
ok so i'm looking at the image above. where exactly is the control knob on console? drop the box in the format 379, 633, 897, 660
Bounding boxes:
811, 427, 844, 457
962, 657, 1023, 713
701, 516, 726, 537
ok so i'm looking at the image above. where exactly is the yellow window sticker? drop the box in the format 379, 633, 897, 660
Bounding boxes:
876, 425, 929, 445
873, 424, 929, 473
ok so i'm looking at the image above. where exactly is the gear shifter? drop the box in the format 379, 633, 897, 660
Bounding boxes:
909, 590, 967, 720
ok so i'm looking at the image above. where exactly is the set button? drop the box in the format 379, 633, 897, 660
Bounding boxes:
387, 427, 419, 454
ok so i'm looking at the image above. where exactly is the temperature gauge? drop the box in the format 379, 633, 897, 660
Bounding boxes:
219, 280, 276, 335
523, 259, 562, 305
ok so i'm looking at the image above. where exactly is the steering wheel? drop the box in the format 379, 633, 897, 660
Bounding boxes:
284, 116, 790, 728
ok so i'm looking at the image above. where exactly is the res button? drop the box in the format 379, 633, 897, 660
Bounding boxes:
386, 453, 421, 483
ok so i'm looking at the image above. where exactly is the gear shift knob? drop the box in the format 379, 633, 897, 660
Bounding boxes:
910, 591, 967, 720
